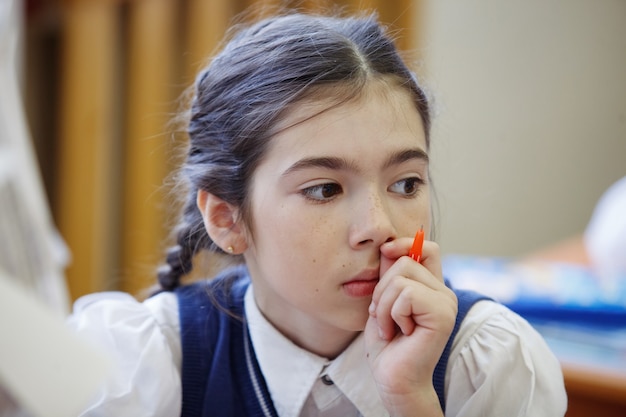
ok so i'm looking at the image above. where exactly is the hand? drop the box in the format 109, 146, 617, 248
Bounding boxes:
364, 238, 458, 416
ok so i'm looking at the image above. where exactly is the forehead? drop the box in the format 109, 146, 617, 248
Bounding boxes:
266, 80, 427, 158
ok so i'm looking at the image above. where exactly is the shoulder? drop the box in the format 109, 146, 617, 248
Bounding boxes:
176, 265, 250, 316
67, 291, 181, 417
445, 300, 567, 417
174, 267, 250, 353
69, 291, 181, 361
449, 299, 527, 356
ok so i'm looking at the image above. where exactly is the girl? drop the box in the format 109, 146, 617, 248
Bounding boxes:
68, 11, 567, 417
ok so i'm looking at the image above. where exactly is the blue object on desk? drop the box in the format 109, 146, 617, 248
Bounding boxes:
443, 255, 626, 329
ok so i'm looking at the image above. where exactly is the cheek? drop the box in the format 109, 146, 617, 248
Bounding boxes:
305, 215, 343, 263
250, 197, 308, 248
258, 204, 340, 265
398, 197, 432, 236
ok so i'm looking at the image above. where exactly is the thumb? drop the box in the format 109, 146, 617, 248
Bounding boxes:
378, 238, 412, 277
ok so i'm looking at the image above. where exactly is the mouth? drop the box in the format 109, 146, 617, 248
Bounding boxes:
342, 279, 379, 297
342, 269, 379, 297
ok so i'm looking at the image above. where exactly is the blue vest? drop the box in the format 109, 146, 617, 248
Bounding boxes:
176, 266, 489, 416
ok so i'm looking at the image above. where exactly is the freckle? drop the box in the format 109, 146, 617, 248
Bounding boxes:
312, 259, 316, 263
366, 353, 370, 358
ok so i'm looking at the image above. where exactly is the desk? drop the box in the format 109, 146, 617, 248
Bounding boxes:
535, 324, 626, 416
526, 236, 626, 416
563, 364, 626, 416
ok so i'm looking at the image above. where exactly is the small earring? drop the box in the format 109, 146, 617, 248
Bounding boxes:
226, 245, 234, 254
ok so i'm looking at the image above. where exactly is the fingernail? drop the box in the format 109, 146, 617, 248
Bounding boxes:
368, 301, 376, 315
378, 327, 386, 340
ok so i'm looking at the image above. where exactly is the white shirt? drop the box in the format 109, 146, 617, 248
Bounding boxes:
67, 286, 567, 417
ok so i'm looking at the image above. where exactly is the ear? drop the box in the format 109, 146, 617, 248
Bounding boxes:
197, 190, 248, 254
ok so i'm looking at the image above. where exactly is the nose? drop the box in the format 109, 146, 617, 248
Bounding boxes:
349, 189, 397, 249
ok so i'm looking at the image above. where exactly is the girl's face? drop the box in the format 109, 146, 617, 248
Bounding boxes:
243, 81, 431, 357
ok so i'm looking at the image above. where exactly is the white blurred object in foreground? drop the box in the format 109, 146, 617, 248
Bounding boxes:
585, 176, 626, 280
0, 1, 110, 416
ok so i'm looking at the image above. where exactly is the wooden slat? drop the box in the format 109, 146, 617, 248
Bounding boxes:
183, 0, 236, 84
121, 0, 178, 295
345, 0, 376, 13
57, 1, 119, 300
377, 0, 415, 52
345, 0, 415, 51
293, 0, 331, 12
407, 0, 424, 56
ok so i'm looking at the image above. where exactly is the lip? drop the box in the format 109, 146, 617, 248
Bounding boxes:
342, 269, 379, 297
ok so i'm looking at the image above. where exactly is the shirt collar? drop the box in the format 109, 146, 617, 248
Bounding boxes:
245, 285, 328, 417
244, 286, 387, 417
326, 335, 387, 417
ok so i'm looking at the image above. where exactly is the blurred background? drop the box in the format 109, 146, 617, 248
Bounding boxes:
21, 0, 625, 301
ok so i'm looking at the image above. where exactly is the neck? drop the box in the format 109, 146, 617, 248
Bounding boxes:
254, 295, 361, 359
279, 316, 361, 359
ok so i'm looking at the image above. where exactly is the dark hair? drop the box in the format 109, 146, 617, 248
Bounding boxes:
157, 11, 431, 291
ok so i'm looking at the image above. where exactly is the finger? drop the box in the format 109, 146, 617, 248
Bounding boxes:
374, 256, 441, 305
374, 277, 457, 340
383, 280, 450, 335
380, 239, 443, 283
418, 241, 443, 283
395, 284, 457, 332
364, 315, 386, 360
378, 237, 413, 277
373, 273, 433, 340
372, 276, 406, 340
379, 237, 413, 261
371, 256, 415, 310
390, 286, 418, 336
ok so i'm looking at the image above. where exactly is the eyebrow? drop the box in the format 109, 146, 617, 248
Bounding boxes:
382, 148, 429, 170
282, 148, 429, 177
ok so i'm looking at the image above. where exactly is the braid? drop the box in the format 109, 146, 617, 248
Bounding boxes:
157, 190, 212, 291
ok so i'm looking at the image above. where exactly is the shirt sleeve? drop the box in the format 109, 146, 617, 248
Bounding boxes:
65, 291, 182, 417
445, 300, 567, 417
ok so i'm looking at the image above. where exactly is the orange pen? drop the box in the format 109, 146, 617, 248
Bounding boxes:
408, 225, 425, 263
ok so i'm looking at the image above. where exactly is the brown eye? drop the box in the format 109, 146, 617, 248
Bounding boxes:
301, 183, 343, 201
389, 177, 423, 197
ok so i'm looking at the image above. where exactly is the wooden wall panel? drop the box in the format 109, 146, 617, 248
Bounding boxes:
121, 0, 178, 295
183, 0, 236, 84
56, 1, 120, 299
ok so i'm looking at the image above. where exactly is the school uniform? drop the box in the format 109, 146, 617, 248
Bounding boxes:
67, 267, 567, 416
